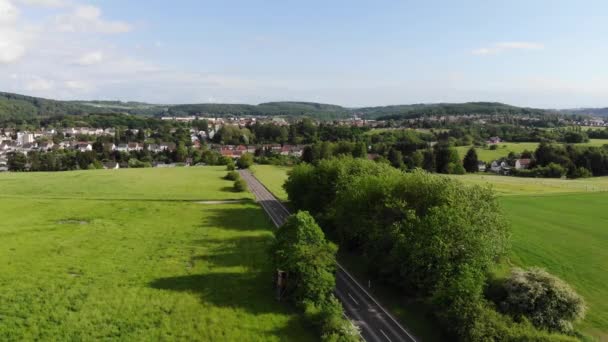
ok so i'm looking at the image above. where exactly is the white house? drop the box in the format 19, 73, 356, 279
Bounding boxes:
75, 142, 92, 152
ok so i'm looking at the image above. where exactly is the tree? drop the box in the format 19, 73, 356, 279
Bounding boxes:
175, 142, 187, 162
501, 267, 586, 333
434, 144, 460, 174
226, 159, 235, 171
387, 148, 404, 169
236, 152, 254, 169
463, 148, 479, 173
7, 152, 27, 171
301, 146, 314, 164
270, 211, 338, 304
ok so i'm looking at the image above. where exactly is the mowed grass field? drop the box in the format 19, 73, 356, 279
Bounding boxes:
254, 164, 608, 339
501, 193, 608, 340
0, 167, 313, 341
455, 139, 608, 163
0, 167, 253, 201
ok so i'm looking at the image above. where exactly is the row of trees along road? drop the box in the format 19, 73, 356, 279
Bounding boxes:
283, 157, 585, 341
269, 212, 359, 341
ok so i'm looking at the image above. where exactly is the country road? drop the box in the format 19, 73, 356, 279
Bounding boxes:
239, 170, 418, 342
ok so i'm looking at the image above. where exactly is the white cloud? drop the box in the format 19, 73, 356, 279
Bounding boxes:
65, 80, 91, 91
76, 51, 103, 65
25, 77, 54, 91
53, 5, 131, 34
0, 28, 26, 63
16, 0, 67, 7
472, 41, 544, 55
0, 0, 19, 23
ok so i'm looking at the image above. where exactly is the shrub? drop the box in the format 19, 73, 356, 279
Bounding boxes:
225, 171, 240, 181
237, 153, 254, 169
501, 267, 586, 333
226, 159, 236, 171
570, 166, 592, 179
128, 159, 151, 168
448, 162, 466, 174
233, 178, 247, 192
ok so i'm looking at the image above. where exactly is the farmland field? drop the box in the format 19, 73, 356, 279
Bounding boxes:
0, 167, 313, 341
253, 164, 608, 339
455, 139, 608, 163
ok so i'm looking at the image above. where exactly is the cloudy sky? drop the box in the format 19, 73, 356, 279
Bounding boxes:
1, 0, 608, 108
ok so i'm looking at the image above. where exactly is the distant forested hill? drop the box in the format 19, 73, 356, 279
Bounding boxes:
0, 92, 165, 121
357, 102, 555, 120
561, 108, 608, 117
167, 101, 351, 119
0, 91, 568, 122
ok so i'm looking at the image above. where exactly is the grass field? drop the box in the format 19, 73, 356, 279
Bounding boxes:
456, 139, 608, 163
448, 174, 608, 196
253, 164, 608, 339
0, 167, 253, 201
251, 165, 290, 201
501, 193, 608, 340
0, 167, 313, 341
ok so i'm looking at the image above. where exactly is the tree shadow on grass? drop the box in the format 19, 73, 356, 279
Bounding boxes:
199, 205, 275, 232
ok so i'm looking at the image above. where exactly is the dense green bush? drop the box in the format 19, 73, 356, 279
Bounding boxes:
226, 159, 236, 171
513, 162, 566, 178
224, 171, 240, 181
237, 153, 254, 169
233, 178, 247, 192
501, 268, 586, 333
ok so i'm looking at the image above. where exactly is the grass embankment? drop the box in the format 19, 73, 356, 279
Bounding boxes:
0, 167, 313, 341
254, 164, 608, 340
251, 165, 290, 201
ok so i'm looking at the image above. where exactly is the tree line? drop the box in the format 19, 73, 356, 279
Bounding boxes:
283, 157, 585, 341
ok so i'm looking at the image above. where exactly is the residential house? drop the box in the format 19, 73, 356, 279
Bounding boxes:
75, 142, 92, 152
39, 141, 55, 151
487, 136, 502, 145
515, 158, 532, 170
116, 144, 129, 152
478, 162, 487, 172
128, 143, 143, 152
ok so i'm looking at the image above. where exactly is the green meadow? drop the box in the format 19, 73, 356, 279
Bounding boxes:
0, 167, 313, 341
455, 139, 608, 163
254, 164, 608, 339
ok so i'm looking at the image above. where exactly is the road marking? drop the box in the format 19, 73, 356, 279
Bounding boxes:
348, 292, 359, 306
380, 329, 392, 342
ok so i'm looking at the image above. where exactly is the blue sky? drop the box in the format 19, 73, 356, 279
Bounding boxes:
1, 0, 607, 108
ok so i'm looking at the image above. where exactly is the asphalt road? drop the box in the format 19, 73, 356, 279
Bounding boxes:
239, 170, 418, 342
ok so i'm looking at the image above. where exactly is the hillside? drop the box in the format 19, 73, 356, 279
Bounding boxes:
358, 102, 556, 120
0, 91, 565, 121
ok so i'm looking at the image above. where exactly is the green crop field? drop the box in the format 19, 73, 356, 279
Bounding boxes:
254, 164, 608, 339
455, 139, 608, 163
251, 165, 290, 201
0, 167, 313, 341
